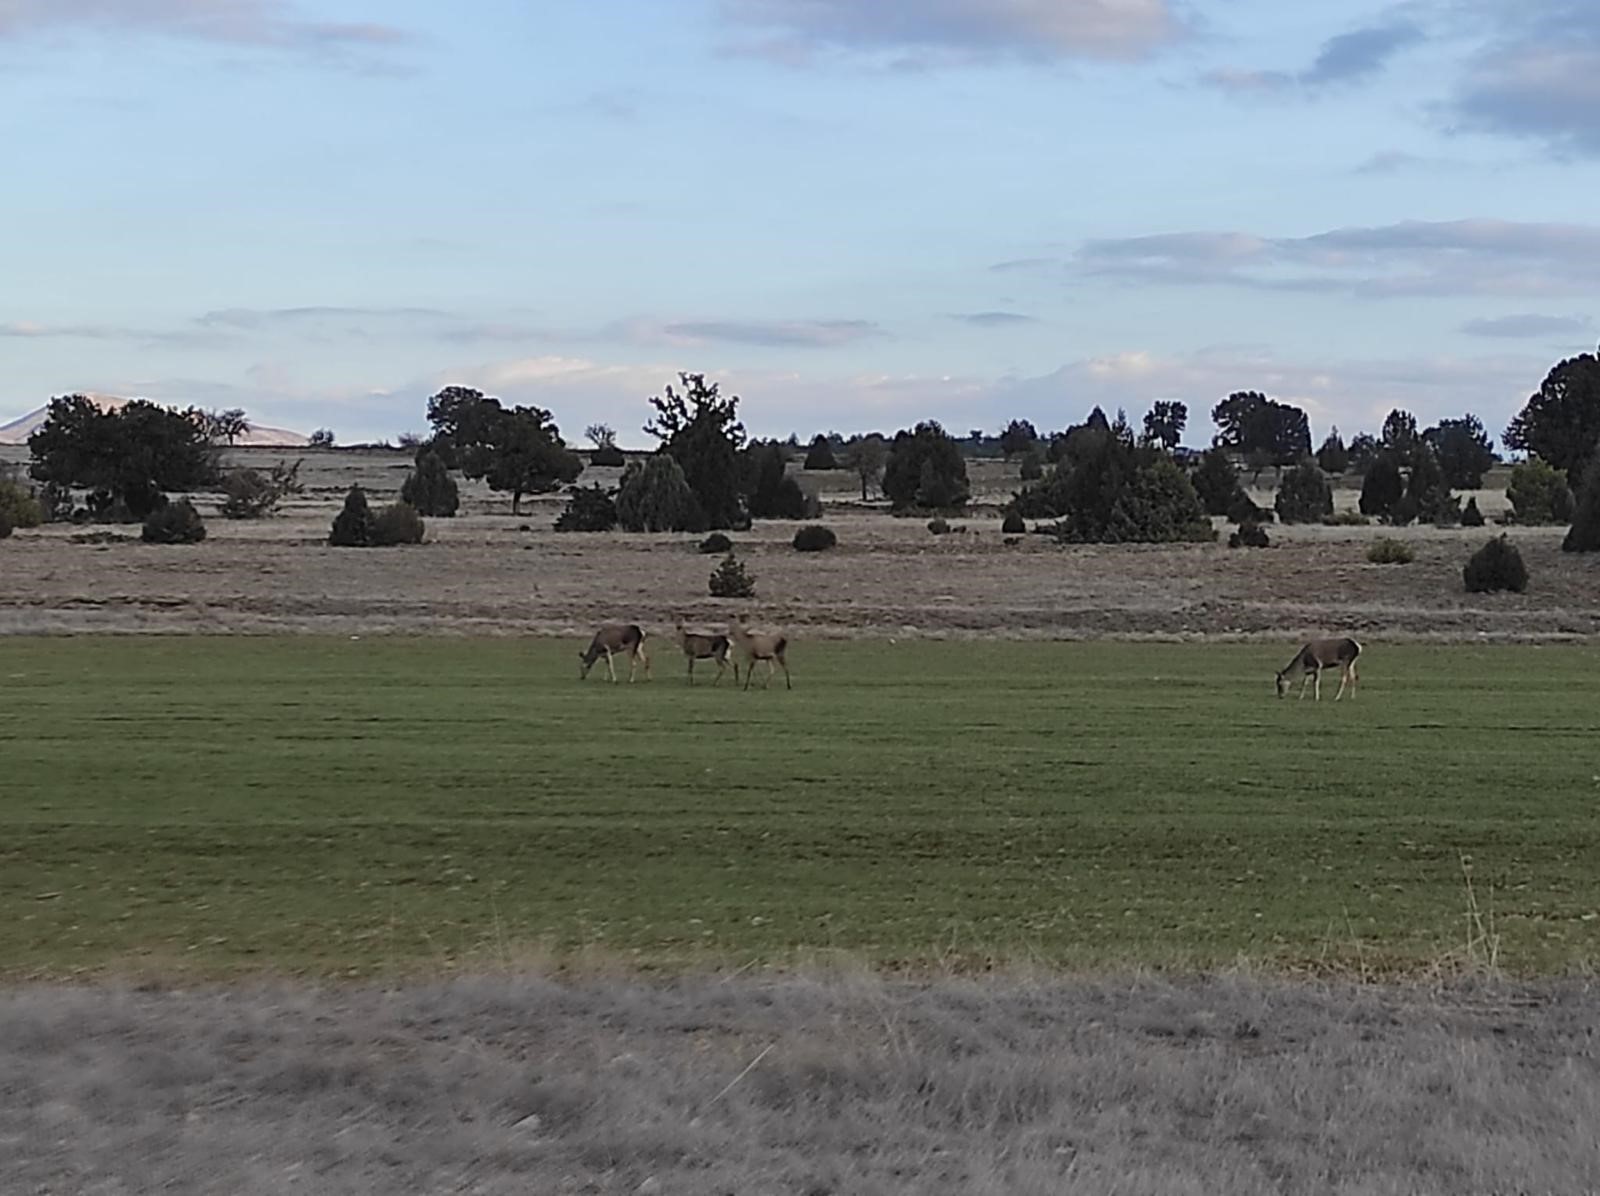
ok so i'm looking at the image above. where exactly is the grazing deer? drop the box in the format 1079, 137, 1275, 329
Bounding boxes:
1276, 636, 1361, 701
674, 620, 737, 686
728, 616, 792, 691
578, 623, 651, 683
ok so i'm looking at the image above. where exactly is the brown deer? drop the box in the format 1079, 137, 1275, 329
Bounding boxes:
728, 616, 792, 691
578, 623, 651, 683
673, 620, 736, 686
1276, 636, 1360, 701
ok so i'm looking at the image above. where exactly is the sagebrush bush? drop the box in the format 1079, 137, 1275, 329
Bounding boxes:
708, 552, 755, 598
1228, 521, 1269, 548
219, 459, 303, 519
1463, 535, 1528, 593
792, 525, 837, 552
1366, 537, 1414, 564
329, 486, 375, 547
1002, 509, 1026, 534
1461, 496, 1486, 527
0, 476, 43, 530
371, 502, 425, 546
141, 498, 207, 544
554, 483, 617, 533
400, 450, 459, 517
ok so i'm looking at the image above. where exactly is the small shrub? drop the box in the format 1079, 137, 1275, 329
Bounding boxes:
792, 525, 837, 552
1018, 450, 1044, 482
1322, 510, 1370, 526
329, 485, 375, 547
1461, 496, 1486, 527
1506, 456, 1573, 526
0, 475, 44, 530
1002, 509, 1026, 535
1366, 537, 1414, 564
1226, 491, 1274, 525
709, 552, 755, 598
400, 450, 459, 517
371, 502, 425, 546
554, 483, 618, 533
589, 443, 626, 468
1228, 521, 1269, 548
699, 532, 733, 554
1464, 535, 1528, 593
309, 428, 336, 448
927, 517, 951, 535
219, 459, 303, 519
141, 498, 207, 544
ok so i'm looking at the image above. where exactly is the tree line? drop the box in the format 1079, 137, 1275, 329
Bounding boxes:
6, 346, 1598, 552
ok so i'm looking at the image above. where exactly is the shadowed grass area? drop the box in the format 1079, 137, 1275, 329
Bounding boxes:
1, 636, 1598, 978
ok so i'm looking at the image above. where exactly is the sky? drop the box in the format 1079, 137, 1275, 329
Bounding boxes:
3, 0, 1599, 449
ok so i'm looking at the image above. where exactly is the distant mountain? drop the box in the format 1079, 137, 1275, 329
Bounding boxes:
0, 394, 309, 447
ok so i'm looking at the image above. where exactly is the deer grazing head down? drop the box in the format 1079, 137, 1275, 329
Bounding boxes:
1276, 637, 1361, 701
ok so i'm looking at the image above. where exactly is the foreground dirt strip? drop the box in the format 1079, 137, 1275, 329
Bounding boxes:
4, 971, 1597, 1194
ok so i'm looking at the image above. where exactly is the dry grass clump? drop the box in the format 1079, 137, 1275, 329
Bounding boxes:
2, 970, 1596, 1195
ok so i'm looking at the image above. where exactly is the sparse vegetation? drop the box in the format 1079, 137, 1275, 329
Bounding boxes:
708, 552, 755, 598
1366, 537, 1415, 565
140, 498, 207, 545
792, 524, 837, 552
1322, 510, 1370, 526
1464, 535, 1528, 593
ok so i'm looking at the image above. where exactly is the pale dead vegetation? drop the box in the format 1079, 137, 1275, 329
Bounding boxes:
2, 447, 1596, 642
2, 970, 1597, 1194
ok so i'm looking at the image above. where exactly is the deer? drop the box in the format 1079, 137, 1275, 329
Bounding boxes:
673, 620, 737, 686
578, 623, 651, 683
728, 616, 792, 691
1276, 636, 1361, 701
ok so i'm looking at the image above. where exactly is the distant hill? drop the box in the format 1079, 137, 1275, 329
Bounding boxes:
0, 394, 309, 447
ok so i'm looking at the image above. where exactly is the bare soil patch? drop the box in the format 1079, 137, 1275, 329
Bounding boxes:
3, 447, 1596, 641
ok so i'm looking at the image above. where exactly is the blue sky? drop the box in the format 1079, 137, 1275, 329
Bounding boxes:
3, 0, 1598, 447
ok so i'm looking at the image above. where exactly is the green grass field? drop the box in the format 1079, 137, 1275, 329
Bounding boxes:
3, 636, 1598, 979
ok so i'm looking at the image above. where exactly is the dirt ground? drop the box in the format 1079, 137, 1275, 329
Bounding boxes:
2, 446, 1596, 641
4, 969, 1597, 1195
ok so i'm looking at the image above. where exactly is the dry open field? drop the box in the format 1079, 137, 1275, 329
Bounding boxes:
2, 446, 1597, 642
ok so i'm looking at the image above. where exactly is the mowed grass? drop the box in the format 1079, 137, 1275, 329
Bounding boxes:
2, 636, 1598, 979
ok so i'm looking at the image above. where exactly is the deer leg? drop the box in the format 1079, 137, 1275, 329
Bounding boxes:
763, 658, 775, 689
779, 652, 792, 690
1350, 661, 1359, 698
1334, 666, 1348, 701
1313, 669, 1322, 701
742, 656, 753, 691
687, 656, 695, 685
1298, 671, 1311, 700
604, 648, 617, 684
